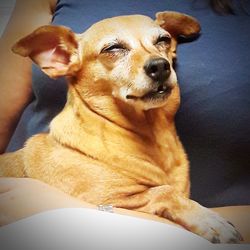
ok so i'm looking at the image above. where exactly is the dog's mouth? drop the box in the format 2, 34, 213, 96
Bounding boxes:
126, 85, 172, 101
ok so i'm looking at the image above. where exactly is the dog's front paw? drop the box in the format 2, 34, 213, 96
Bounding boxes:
191, 207, 243, 243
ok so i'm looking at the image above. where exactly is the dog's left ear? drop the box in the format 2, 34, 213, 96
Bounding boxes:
155, 11, 201, 41
155, 11, 201, 59
12, 25, 81, 79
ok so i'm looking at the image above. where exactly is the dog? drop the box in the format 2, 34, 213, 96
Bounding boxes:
0, 11, 242, 243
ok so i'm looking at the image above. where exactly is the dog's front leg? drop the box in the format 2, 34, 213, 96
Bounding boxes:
136, 185, 242, 243
0, 150, 26, 177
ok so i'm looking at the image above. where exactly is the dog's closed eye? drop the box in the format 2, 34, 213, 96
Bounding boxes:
154, 34, 171, 48
101, 41, 129, 54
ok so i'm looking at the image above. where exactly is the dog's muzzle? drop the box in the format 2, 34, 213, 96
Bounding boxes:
126, 57, 173, 101
144, 57, 171, 83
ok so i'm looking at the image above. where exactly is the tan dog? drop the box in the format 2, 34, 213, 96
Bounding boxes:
0, 12, 242, 243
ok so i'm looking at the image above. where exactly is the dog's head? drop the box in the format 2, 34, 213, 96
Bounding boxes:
12, 12, 200, 110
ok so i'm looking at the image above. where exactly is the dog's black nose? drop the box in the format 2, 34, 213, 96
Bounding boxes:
144, 58, 171, 82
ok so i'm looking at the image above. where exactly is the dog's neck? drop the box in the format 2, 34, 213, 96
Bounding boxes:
50, 81, 183, 176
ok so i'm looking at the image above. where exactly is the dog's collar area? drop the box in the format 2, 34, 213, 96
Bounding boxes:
126, 85, 172, 101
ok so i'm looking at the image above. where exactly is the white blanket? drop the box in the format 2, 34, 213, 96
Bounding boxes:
0, 208, 247, 250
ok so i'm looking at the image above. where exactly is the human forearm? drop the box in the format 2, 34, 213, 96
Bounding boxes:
0, 0, 56, 153
0, 178, 249, 243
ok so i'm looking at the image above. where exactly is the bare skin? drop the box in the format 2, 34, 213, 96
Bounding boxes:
0, 0, 249, 244
0, 0, 56, 153
0, 178, 249, 243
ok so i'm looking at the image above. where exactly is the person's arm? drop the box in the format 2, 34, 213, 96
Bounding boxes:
0, 177, 249, 243
0, 0, 57, 153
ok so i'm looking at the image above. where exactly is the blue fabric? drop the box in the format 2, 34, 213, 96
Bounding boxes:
7, 0, 250, 207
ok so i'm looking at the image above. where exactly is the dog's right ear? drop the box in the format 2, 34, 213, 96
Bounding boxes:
12, 25, 81, 78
